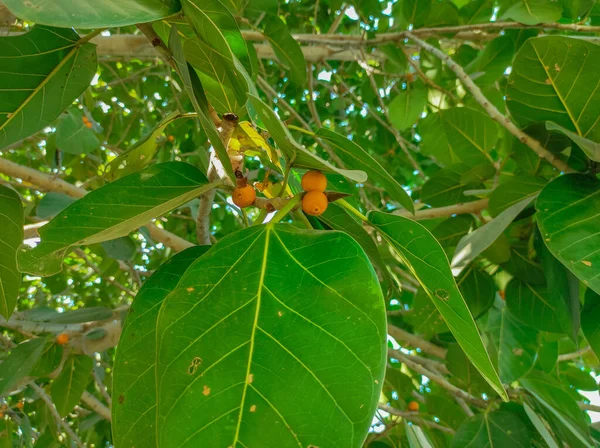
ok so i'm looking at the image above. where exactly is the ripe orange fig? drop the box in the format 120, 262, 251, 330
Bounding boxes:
167, 135, 175, 142
407, 401, 419, 412
56, 333, 69, 345
15, 401, 24, 410
301, 170, 327, 192
232, 185, 256, 208
302, 191, 328, 216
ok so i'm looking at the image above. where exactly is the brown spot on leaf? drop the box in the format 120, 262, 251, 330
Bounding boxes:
118, 394, 124, 404
277, 311, 283, 317
582, 260, 592, 267
248, 374, 254, 384
554, 64, 560, 72
188, 357, 202, 375
250, 405, 256, 412
434, 289, 449, 301
374, 380, 379, 384
186, 287, 195, 292
512, 348, 524, 356
545, 78, 552, 84
203, 385, 211, 396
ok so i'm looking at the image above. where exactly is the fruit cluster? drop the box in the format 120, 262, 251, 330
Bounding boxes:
301, 170, 328, 216
82, 115, 93, 129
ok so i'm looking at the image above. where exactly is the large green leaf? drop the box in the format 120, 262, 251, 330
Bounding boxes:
404, 289, 448, 338
113, 246, 210, 448
452, 195, 536, 275
169, 26, 235, 182
368, 211, 507, 400
0, 185, 23, 320
0, 338, 46, 397
521, 372, 594, 447
399, 0, 432, 27
389, 86, 428, 131
17, 162, 217, 276
248, 95, 368, 182
51, 355, 93, 417
466, 35, 515, 86
421, 163, 483, 208
263, 16, 307, 86
536, 174, 600, 295
546, 121, 600, 162
315, 128, 414, 212
507, 36, 600, 143
2, 0, 180, 27
505, 279, 562, 333
457, 267, 495, 318
524, 402, 561, 448
451, 411, 530, 448
501, 0, 562, 24
0, 26, 97, 149
105, 111, 181, 180
114, 225, 386, 447
581, 289, 600, 361
418, 107, 498, 167
487, 307, 538, 383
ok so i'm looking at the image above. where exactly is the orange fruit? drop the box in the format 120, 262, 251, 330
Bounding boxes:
302, 191, 328, 216
56, 333, 69, 345
15, 401, 24, 410
407, 401, 419, 412
85, 121, 93, 129
498, 290, 505, 300
232, 185, 256, 208
301, 170, 327, 192
167, 135, 175, 142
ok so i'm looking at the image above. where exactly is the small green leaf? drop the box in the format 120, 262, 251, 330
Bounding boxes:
421, 164, 483, 208
30, 340, 63, 378
466, 35, 515, 86
404, 289, 448, 338
457, 268, 495, 319
106, 111, 181, 180
452, 411, 530, 447
51, 355, 93, 417
2, 0, 180, 27
452, 195, 536, 275
388, 87, 427, 131
0, 338, 46, 396
505, 279, 562, 333
582, 289, 600, 361
315, 128, 413, 212
36, 193, 76, 220
546, 121, 600, 162
501, 0, 563, 24
524, 402, 561, 448
406, 422, 434, 448
248, 95, 367, 182
368, 211, 507, 400
562, 0, 595, 19
17, 162, 217, 276
55, 108, 100, 155
489, 177, 546, 217
0, 185, 23, 320
507, 36, 600, 141
43, 307, 114, 324
263, 16, 307, 85
431, 215, 475, 256
536, 174, 600, 295
418, 107, 498, 167
0, 26, 97, 149
400, 0, 432, 27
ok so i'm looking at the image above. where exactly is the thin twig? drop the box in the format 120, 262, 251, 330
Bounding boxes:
558, 346, 592, 362
579, 402, 600, 413
387, 325, 447, 359
378, 403, 455, 434
81, 391, 112, 421
30, 383, 84, 447
394, 198, 489, 220
327, 4, 348, 34
400, 46, 457, 101
405, 32, 573, 174
307, 64, 323, 128
74, 249, 136, 297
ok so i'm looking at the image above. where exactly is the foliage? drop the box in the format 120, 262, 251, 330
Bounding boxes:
1, 0, 600, 446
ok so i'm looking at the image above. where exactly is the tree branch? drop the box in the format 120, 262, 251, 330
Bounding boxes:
404, 32, 574, 174
0, 157, 194, 252
81, 391, 111, 421
387, 325, 447, 359
377, 403, 455, 434
395, 198, 489, 220
558, 346, 592, 362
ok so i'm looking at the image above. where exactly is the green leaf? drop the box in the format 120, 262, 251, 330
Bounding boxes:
2, 0, 180, 27
466, 35, 515, 86
452, 195, 536, 275
115, 225, 386, 447
523, 402, 561, 448
406, 422, 434, 448
400, 0, 432, 27
546, 121, 600, 162
421, 164, 483, 208
404, 289, 448, 338
105, 111, 181, 180
562, 0, 595, 19
42, 307, 114, 324
489, 177, 546, 217
446, 343, 493, 395
0, 338, 46, 396
36, 193, 76, 220
418, 107, 498, 167
169, 26, 235, 182
0, 186, 23, 320
263, 16, 307, 86
488, 307, 538, 383
507, 36, 600, 142
457, 268, 495, 319
501, 0, 563, 24
582, 289, 600, 361
55, 108, 100, 155
100, 236, 136, 261
389, 87, 427, 131
51, 355, 93, 417
113, 246, 210, 448
315, 128, 414, 212
29, 340, 63, 378
536, 174, 600, 295
0, 26, 97, 149
368, 211, 507, 400
248, 95, 368, 182
505, 279, 562, 333
451, 411, 530, 448
17, 162, 217, 276
521, 372, 594, 447
431, 215, 475, 256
